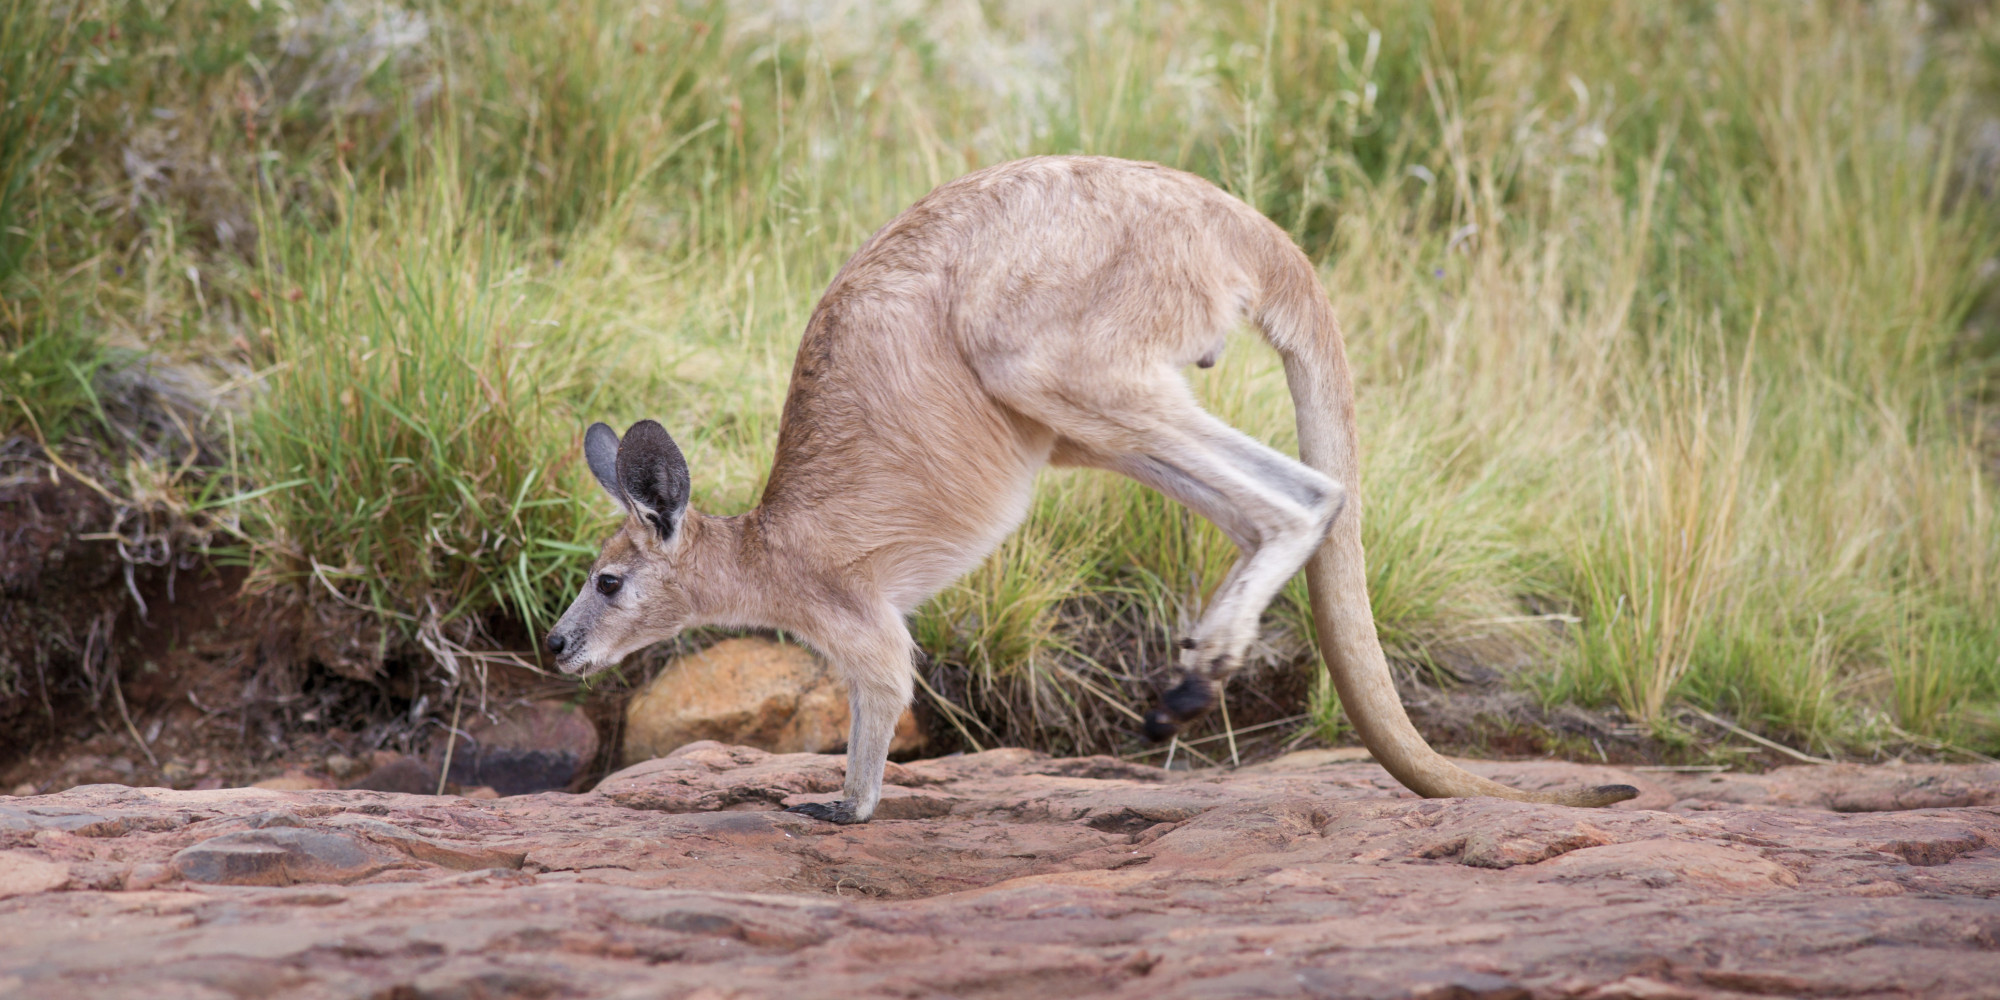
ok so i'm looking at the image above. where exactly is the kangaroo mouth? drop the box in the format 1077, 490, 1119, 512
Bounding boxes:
545, 633, 591, 675
553, 646, 624, 678
546, 623, 611, 676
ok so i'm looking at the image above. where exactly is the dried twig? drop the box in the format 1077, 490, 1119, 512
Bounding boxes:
1123, 714, 1308, 759
1218, 689, 1240, 768
1878, 719, 1999, 765
1682, 705, 1834, 765
11, 398, 120, 504
1174, 739, 1221, 769
914, 670, 989, 753
108, 670, 159, 771
97, 609, 159, 771
435, 684, 466, 796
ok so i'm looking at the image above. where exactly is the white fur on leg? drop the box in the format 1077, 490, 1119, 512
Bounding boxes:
840, 679, 905, 821
788, 621, 914, 825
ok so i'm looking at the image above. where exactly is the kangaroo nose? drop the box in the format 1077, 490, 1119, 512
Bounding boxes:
545, 632, 567, 656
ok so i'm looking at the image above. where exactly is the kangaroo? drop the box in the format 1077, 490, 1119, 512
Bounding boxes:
546, 156, 1637, 823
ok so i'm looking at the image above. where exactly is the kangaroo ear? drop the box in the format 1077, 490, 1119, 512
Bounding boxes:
616, 419, 691, 543
583, 422, 625, 510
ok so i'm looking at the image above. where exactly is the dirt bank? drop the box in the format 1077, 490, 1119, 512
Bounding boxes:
2, 746, 1996, 998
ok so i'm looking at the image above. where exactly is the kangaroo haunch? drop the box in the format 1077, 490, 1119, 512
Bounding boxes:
547, 156, 1638, 823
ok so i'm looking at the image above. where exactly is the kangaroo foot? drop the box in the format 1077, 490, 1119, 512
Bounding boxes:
786, 800, 865, 824
1143, 673, 1218, 741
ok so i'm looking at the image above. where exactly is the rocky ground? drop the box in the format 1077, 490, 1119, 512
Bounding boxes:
3, 746, 1998, 999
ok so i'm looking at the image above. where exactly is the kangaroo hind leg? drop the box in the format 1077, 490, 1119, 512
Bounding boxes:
1053, 397, 1345, 740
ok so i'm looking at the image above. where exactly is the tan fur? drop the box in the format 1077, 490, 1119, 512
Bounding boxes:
551, 156, 1636, 821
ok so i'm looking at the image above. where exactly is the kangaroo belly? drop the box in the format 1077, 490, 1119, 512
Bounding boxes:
759, 279, 1054, 614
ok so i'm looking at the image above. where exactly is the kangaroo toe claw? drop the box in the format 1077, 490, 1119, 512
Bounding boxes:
786, 800, 864, 824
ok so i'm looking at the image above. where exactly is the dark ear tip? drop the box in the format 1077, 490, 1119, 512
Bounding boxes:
614, 418, 690, 542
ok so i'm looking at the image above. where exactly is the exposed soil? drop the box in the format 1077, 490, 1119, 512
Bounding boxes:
0, 458, 631, 799
2, 462, 316, 793
2, 744, 1996, 998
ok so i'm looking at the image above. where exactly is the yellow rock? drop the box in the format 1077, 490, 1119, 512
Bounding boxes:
622, 637, 923, 764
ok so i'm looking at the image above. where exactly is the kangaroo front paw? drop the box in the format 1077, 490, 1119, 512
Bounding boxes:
1143, 674, 1218, 741
786, 799, 865, 824
1143, 707, 1182, 741
1163, 674, 1216, 717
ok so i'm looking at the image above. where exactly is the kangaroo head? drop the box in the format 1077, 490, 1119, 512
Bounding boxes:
545, 420, 698, 675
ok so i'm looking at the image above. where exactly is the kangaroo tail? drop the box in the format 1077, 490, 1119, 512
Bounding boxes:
1254, 242, 1636, 810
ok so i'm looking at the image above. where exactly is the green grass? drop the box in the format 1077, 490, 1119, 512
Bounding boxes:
0, 2, 84, 288
0, 316, 109, 442
18, 0, 2000, 756
0, 2, 106, 441
238, 135, 630, 674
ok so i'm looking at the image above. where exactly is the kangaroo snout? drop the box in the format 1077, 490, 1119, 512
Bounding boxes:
544, 629, 590, 674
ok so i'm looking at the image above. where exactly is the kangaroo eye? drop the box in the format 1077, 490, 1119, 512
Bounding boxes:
595, 573, 623, 596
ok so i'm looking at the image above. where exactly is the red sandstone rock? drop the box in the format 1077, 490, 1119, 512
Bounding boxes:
172, 827, 398, 885
0, 850, 68, 899
0, 750, 1995, 998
